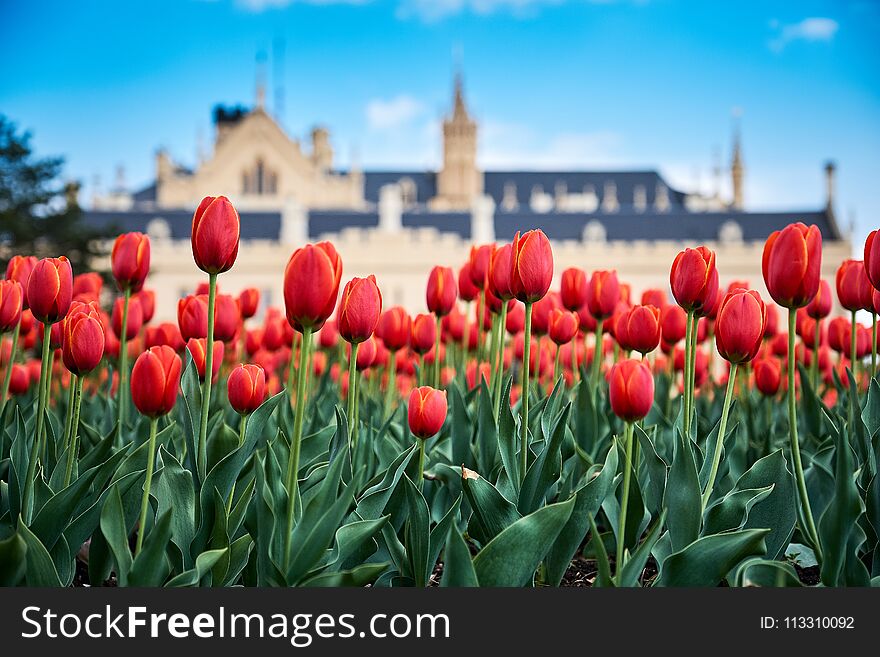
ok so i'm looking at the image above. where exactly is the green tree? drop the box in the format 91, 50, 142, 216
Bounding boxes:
0, 114, 113, 275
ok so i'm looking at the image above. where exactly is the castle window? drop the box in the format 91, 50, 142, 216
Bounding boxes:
242, 158, 278, 196
398, 177, 417, 207
633, 185, 647, 212
501, 181, 519, 211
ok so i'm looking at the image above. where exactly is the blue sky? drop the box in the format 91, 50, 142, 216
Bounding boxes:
1, 0, 878, 249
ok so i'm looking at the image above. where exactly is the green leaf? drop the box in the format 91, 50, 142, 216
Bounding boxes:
353, 443, 418, 521
440, 527, 478, 587
472, 496, 575, 587
588, 515, 613, 588
862, 378, 880, 439
655, 529, 769, 587
128, 508, 173, 586
461, 467, 521, 545
635, 425, 669, 516
326, 516, 389, 571
737, 558, 802, 587
518, 404, 570, 515
301, 562, 389, 587
428, 494, 462, 577
619, 509, 667, 587
403, 475, 431, 587
154, 447, 196, 570
497, 375, 519, 487
665, 428, 702, 552
99, 485, 133, 586
18, 519, 62, 587
544, 441, 619, 586
165, 548, 229, 587
0, 532, 27, 586
703, 486, 774, 536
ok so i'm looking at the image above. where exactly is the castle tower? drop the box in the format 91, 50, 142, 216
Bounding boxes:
431, 73, 483, 210
730, 123, 744, 210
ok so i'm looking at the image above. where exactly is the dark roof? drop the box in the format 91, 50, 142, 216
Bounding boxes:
131, 183, 157, 203
362, 171, 436, 205
309, 210, 378, 238
81, 210, 281, 240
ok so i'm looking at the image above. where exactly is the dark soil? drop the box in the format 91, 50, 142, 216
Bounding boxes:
793, 563, 820, 586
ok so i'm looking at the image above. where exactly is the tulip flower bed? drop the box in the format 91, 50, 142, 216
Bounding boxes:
1, 197, 880, 588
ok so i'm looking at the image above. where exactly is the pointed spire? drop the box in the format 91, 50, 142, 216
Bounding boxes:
255, 50, 267, 111
730, 107, 744, 210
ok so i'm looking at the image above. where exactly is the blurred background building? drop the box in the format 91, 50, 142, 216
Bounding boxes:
83, 75, 850, 320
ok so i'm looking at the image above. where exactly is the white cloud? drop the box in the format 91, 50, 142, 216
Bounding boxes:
769, 17, 839, 52
366, 95, 426, 131
480, 119, 625, 168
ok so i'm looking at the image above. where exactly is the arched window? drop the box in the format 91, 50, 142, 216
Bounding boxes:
242, 158, 278, 196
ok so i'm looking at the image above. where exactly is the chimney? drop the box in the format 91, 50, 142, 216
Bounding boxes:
824, 161, 836, 212
378, 184, 403, 233
470, 195, 496, 244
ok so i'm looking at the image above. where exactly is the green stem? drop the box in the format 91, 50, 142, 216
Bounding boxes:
283, 326, 312, 571
590, 319, 604, 392
553, 348, 561, 384
460, 301, 471, 371
417, 438, 426, 492
850, 310, 857, 373
701, 362, 737, 511
63, 376, 83, 488
570, 333, 578, 385
347, 342, 359, 445
433, 315, 442, 389
0, 319, 21, 416
872, 313, 877, 379
116, 287, 131, 439
384, 349, 397, 419
477, 290, 486, 365
492, 303, 509, 420
520, 302, 533, 485
615, 422, 634, 582
487, 310, 500, 394
135, 417, 159, 556
61, 377, 76, 457
197, 273, 217, 482
787, 309, 822, 560
683, 310, 695, 437
21, 323, 52, 525
227, 413, 248, 516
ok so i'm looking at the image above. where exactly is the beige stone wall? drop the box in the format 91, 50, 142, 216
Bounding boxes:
94, 229, 853, 324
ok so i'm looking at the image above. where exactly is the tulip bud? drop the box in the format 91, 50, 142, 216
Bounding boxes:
377, 306, 411, 351
186, 337, 223, 382
753, 358, 781, 396
441, 306, 466, 343
586, 270, 619, 320
715, 289, 767, 364
670, 246, 719, 315
284, 242, 343, 332
458, 262, 479, 302
836, 259, 873, 312
61, 300, 104, 375
805, 279, 832, 319
0, 280, 23, 332
191, 195, 240, 274
338, 275, 383, 344
865, 229, 880, 290
506, 302, 525, 335
469, 244, 496, 290
641, 288, 667, 309
411, 313, 436, 354
354, 335, 379, 371
72, 272, 103, 301
213, 294, 240, 342
178, 294, 209, 341
488, 244, 515, 302
227, 363, 267, 414
762, 222, 822, 309
135, 289, 156, 324
426, 266, 457, 317
27, 256, 73, 324
548, 308, 579, 345
111, 232, 151, 292
608, 359, 654, 422
618, 304, 661, 355
660, 303, 687, 345
130, 345, 182, 417
238, 287, 260, 319
407, 386, 448, 438
8, 363, 30, 395
318, 319, 339, 349
560, 267, 588, 312
510, 230, 553, 303
112, 295, 144, 340
6, 255, 37, 309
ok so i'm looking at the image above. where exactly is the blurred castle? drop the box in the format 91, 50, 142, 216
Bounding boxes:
84, 75, 850, 321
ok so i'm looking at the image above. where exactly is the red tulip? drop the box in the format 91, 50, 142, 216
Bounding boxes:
753, 358, 781, 396
186, 337, 223, 382
506, 302, 525, 335
510, 230, 553, 303
408, 386, 448, 438
805, 279, 832, 319
466, 360, 492, 390
441, 306, 466, 342
338, 275, 383, 344
263, 315, 287, 351
560, 267, 587, 312
469, 244, 496, 290
191, 195, 240, 274
157, 322, 185, 351
130, 345, 182, 417
377, 306, 411, 351
238, 288, 260, 319
548, 308, 579, 345
318, 319, 339, 349
213, 294, 240, 342
0, 280, 23, 332
284, 242, 342, 332
112, 295, 143, 340
670, 246, 718, 315
411, 313, 436, 354
660, 303, 687, 345
715, 289, 767, 364
836, 259, 873, 312
354, 335, 379, 370
764, 304, 780, 338
27, 256, 73, 324
426, 266, 456, 317
458, 262, 479, 302
586, 270, 619, 320
531, 292, 561, 335
865, 229, 880, 290
227, 364, 267, 414
111, 232, 151, 292
178, 294, 209, 341
6, 255, 37, 309
608, 359, 654, 422
62, 301, 104, 375
8, 363, 29, 395
488, 244, 515, 301
762, 223, 822, 309
135, 289, 156, 324
618, 304, 661, 355
72, 272, 103, 301
575, 305, 596, 333
641, 288, 667, 309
